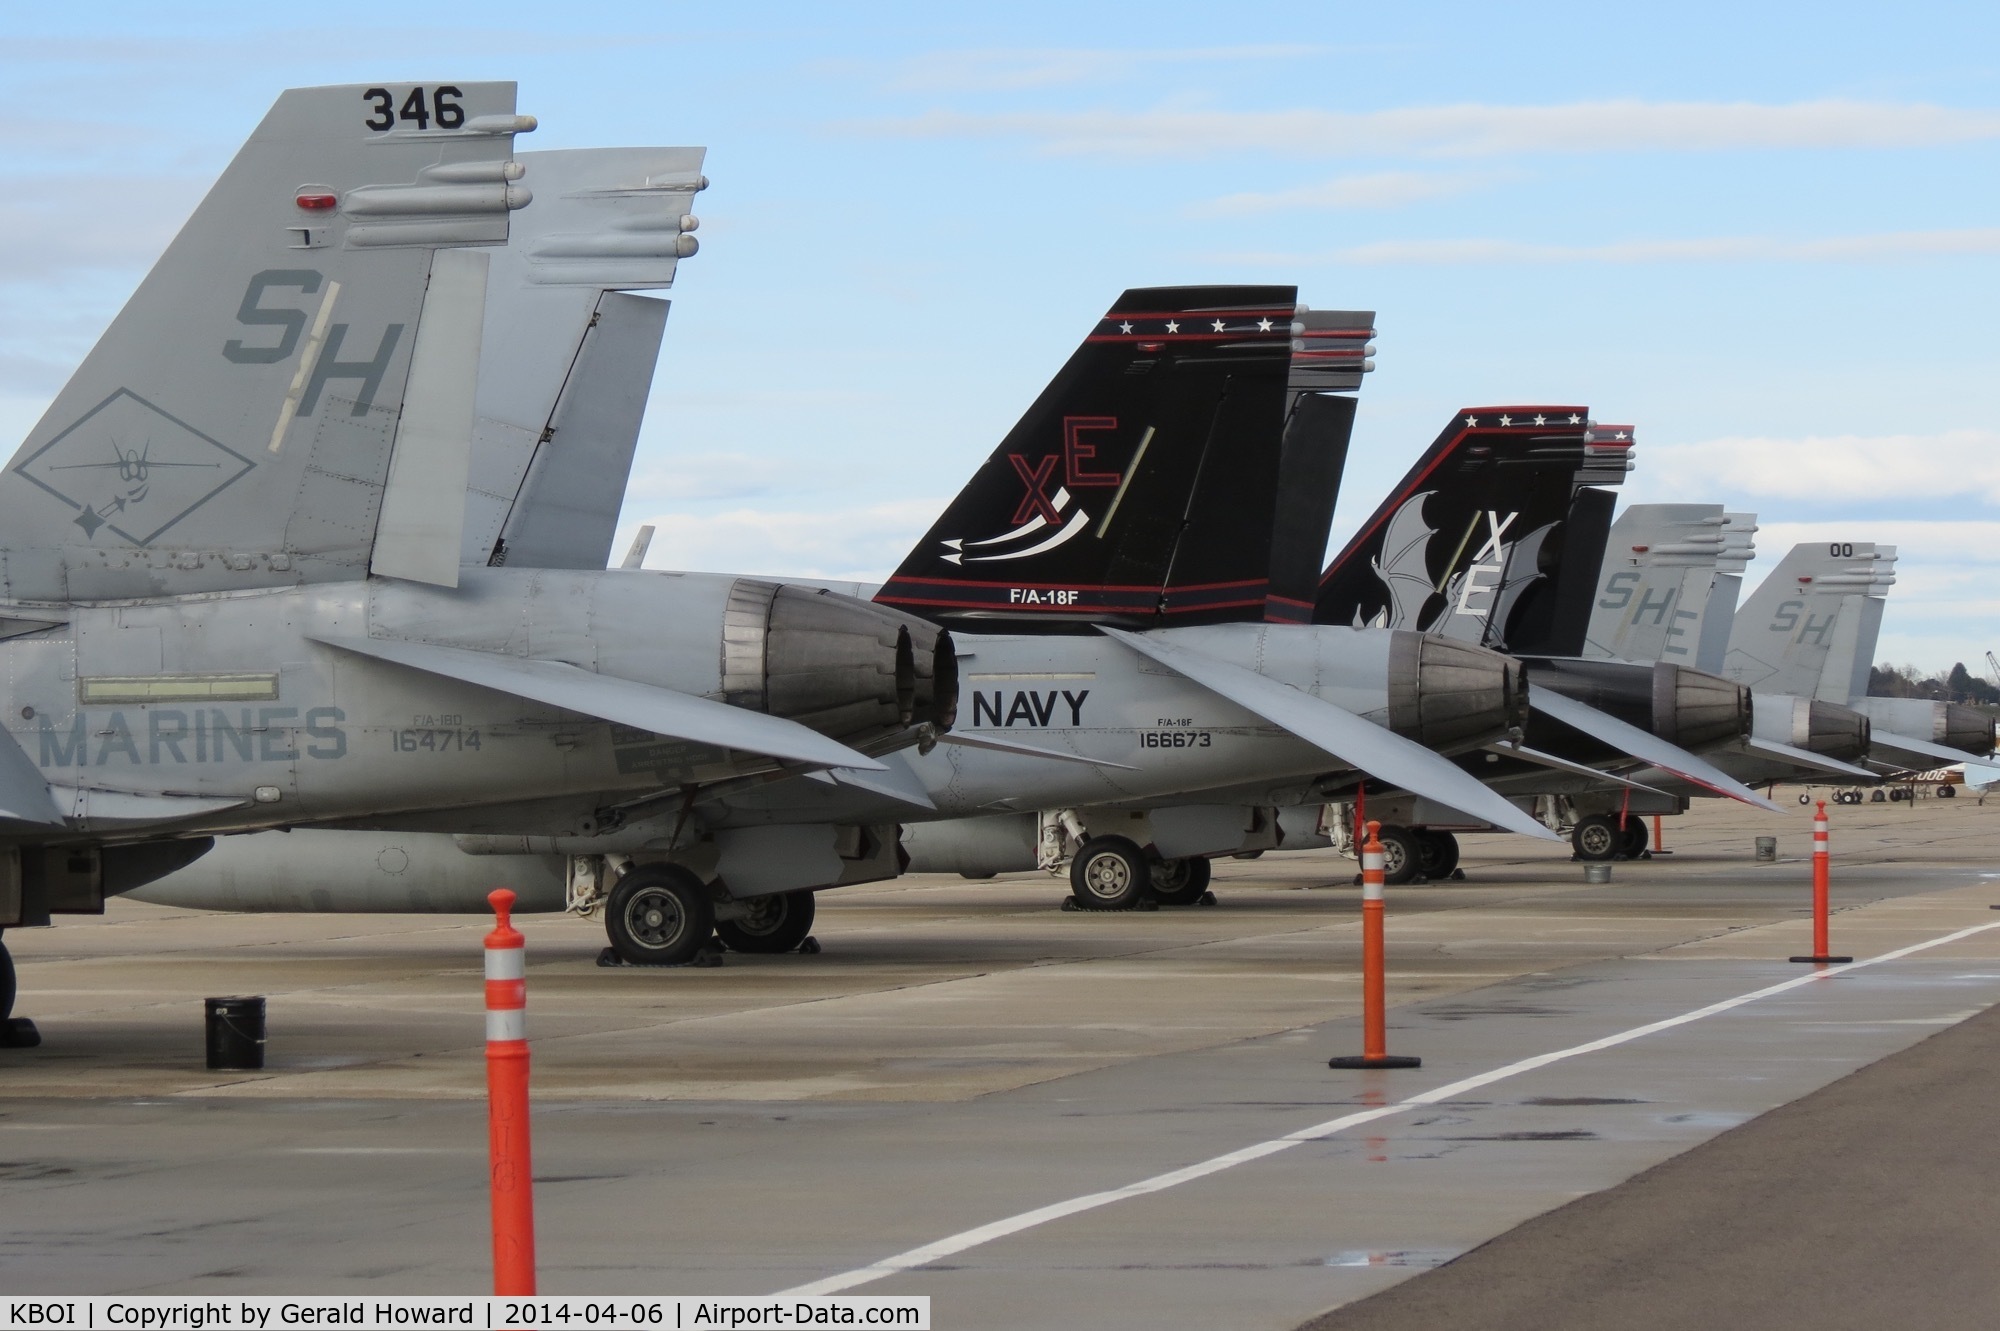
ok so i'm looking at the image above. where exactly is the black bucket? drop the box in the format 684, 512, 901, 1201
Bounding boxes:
205, 996, 265, 1071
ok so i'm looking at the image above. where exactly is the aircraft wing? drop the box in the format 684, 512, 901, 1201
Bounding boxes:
1528, 683, 1782, 811
1483, 740, 1673, 793
312, 635, 885, 772
1867, 730, 1995, 770
805, 760, 939, 810
1099, 627, 1559, 841
1741, 737, 1878, 780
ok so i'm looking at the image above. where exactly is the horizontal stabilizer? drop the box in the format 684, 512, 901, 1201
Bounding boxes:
1483, 741, 1670, 794
1868, 730, 1995, 769
312, 635, 883, 772
0, 727, 65, 825
1101, 627, 1559, 841
935, 730, 1138, 771
1528, 683, 1781, 811
806, 760, 938, 810
1742, 736, 1878, 780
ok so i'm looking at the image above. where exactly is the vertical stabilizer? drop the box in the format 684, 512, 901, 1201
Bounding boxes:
1, 83, 533, 600
876, 286, 1300, 630
1694, 513, 1757, 673
1314, 409, 1633, 653
1722, 540, 1895, 696
1261, 310, 1374, 622
1583, 503, 1729, 664
461, 147, 706, 569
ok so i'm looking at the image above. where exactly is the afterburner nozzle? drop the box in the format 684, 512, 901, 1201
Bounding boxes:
723, 580, 955, 750
1384, 632, 1530, 750
1525, 658, 1750, 750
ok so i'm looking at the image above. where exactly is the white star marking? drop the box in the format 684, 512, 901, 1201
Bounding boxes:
1211, 319, 1227, 332
1165, 320, 1180, 333
1119, 322, 1133, 334
1499, 414, 1513, 426
1465, 415, 1479, 428
1257, 318, 1273, 332
1615, 430, 1629, 440
1568, 414, 1582, 425
1533, 414, 1546, 426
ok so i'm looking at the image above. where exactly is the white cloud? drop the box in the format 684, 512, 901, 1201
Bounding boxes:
1642, 431, 2000, 504
1198, 170, 1501, 216
884, 44, 1323, 93
857, 99, 2000, 158
628, 499, 944, 582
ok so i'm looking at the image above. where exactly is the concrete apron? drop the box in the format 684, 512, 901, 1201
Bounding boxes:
0, 874, 1996, 1321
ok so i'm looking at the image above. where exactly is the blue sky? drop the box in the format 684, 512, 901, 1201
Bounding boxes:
4, 2, 1998, 673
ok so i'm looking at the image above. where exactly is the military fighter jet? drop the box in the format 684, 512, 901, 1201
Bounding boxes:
1720, 541, 1998, 769
0, 88, 955, 1044
136, 286, 1565, 962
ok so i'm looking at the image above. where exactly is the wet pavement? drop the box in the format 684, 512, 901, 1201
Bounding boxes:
2, 795, 1997, 1327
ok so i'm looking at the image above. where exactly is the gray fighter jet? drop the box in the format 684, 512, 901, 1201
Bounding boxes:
1720, 541, 1997, 769
135, 285, 1565, 963
0, 87, 955, 1043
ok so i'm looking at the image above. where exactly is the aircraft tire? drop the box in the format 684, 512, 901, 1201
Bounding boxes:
1414, 830, 1460, 879
606, 866, 715, 966
1070, 836, 1149, 910
1572, 815, 1621, 862
1148, 856, 1212, 906
1619, 819, 1649, 858
1376, 825, 1420, 884
0, 939, 13, 1023
715, 890, 817, 954
1940, 784, 1956, 799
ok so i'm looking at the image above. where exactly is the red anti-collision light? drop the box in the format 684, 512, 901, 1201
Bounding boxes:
295, 192, 338, 211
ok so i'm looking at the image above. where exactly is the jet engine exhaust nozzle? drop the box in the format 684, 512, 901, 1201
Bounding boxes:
1525, 658, 1750, 752
721, 579, 956, 750
1385, 631, 1531, 750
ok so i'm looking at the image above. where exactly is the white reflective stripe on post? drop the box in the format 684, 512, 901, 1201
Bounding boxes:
1363, 880, 1383, 902
1362, 849, 1384, 873
487, 1008, 527, 1042
486, 947, 526, 981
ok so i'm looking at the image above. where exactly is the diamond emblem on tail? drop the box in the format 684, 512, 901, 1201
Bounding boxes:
16, 389, 255, 545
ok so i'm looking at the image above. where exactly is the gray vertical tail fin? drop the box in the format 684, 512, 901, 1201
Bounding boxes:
459, 147, 707, 570
1582, 503, 1728, 664
0, 82, 532, 600
1723, 540, 1896, 697
1693, 513, 1757, 673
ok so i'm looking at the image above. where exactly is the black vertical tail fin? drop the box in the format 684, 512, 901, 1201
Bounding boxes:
1314, 409, 1633, 653
875, 290, 1384, 631
1259, 310, 1374, 622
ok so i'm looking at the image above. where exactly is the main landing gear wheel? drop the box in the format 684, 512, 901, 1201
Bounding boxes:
1375, 825, 1421, 885
1572, 814, 1621, 862
605, 866, 715, 966
1618, 819, 1649, 859
1148, 856, 1213, 906
0, 938, 32, 1048
1070, 836, 1149, 910
1413, 830, 1460, 880
715, 889, 817, 954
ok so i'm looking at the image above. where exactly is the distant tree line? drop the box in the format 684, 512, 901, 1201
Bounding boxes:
1869, 662, 2000, 705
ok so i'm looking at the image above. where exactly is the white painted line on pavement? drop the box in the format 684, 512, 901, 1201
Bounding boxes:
778, 919, 2000, 1297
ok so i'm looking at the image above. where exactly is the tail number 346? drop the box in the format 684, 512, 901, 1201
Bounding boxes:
362, 86, 465, 131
